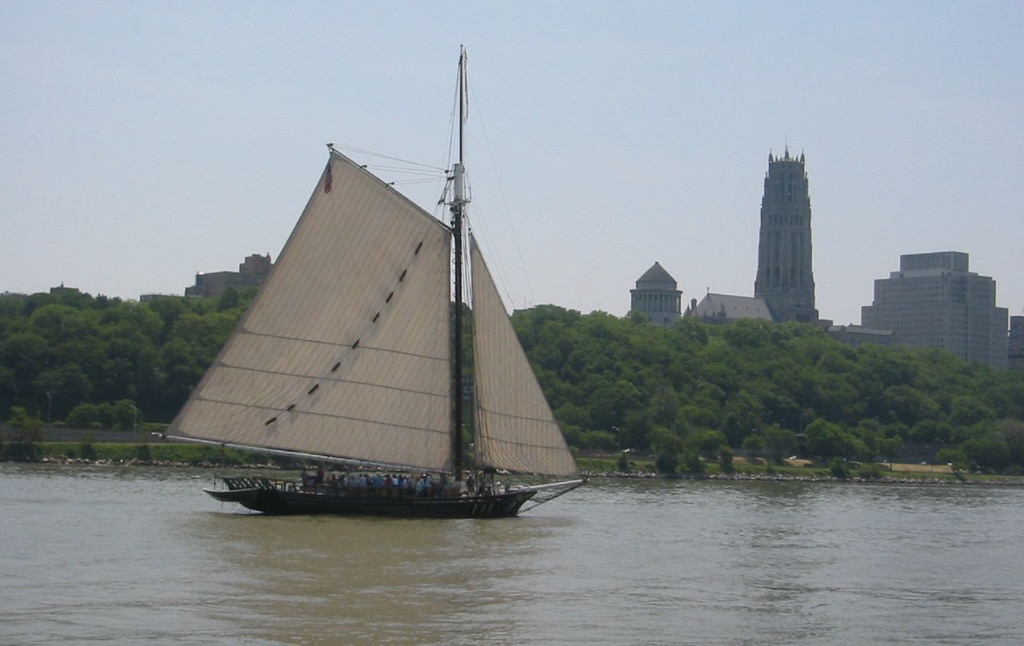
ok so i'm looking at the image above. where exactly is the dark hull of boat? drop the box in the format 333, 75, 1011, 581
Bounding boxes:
205, 480, 536, 518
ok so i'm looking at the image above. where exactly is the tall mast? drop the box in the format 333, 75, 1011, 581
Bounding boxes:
451, 47, 469, 481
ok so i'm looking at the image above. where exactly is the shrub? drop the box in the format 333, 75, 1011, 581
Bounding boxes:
719, 446, 734, 474
79, 433, 97, 460
6, 407, 44, 461
829, 457, 851, 480
681, 451, 705, 476
936, 447, 968, 471
654, 450, 678, 476
857, 462, 884, 480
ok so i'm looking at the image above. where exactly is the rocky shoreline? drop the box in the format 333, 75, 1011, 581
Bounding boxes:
29, 456, 284, 469
580, 467, 1024, 486
14, 457, 1023, 487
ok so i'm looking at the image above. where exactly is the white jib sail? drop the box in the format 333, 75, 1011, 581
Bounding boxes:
470, 236, 579, 477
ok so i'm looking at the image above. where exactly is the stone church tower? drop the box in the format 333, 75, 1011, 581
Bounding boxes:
754, 148, 818, 323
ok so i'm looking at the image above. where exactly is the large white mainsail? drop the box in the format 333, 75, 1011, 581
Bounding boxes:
470, 236, 579, 477
168, 150, 454, 471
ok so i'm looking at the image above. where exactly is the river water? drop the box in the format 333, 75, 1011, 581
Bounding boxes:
2, 464, 1021, 645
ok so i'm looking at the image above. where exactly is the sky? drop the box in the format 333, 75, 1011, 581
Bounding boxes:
3, 1, 1022, 326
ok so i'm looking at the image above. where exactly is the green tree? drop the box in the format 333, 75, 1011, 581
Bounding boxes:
587, 379, 643, 432
829, 457, 851, 480
681, 450, 706, 476
651, 426, 683, 476
217, 286, 242, 311
805, 419, 860, 460
962, 430, 1009, 471
1001, 420, 1024, 468
79, 432, 97, 460
761, 425, 797, 463
617, 451, 630, 472
876, 435, 904, 466
950, 396, 997, 428
936, 447, 968, 471
721, 389, 763, 447
689, 429, 729, 459
719, 445, 735, 473
66, 402, 102, 429
7, 406, 44, 461
741, 433, 766, 461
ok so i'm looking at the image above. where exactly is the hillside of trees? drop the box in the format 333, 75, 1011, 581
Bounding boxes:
0, 288, 256, 428
3, 291, 1024, 472
513, 307, 1024, 473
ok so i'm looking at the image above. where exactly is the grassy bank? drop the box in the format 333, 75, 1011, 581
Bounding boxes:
14, 442, 282, 467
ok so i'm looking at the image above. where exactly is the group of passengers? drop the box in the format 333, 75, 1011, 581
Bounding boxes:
300, 468, 504, 498
300, 469, 457, 497
343, 472, 422, 492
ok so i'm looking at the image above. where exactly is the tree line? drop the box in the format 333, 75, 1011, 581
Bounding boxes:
511, 306, 1024, 473
3, 291, 1024, 472
0, 287, 255, 428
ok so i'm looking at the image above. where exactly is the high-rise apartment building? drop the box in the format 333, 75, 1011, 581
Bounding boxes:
630, 262, 681, 326
861, 252, 1008, 368
754, 148, 817, 323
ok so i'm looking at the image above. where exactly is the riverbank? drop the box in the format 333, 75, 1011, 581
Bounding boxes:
29, 455, 284, 469
578, 455, 1024, 486
1, 441, 293, 470
5, 447, 1024, 487
579, 467, 1024, 486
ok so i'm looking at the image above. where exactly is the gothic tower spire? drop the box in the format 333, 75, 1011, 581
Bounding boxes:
754, 149, 817, 323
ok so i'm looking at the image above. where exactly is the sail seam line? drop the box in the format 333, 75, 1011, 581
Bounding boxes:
200, 374, 449, 399
234, 330, 448, 362
197, 397, 450, 435
476, 407, 558, 425
217, 363, 448, 381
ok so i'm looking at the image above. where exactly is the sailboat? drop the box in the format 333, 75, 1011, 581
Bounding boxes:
168, 49, 582, 517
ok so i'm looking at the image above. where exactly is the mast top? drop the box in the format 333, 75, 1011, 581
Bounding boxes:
453, 47, 470, 207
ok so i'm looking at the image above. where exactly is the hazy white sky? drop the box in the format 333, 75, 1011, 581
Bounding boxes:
3, 1, 1022, 325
